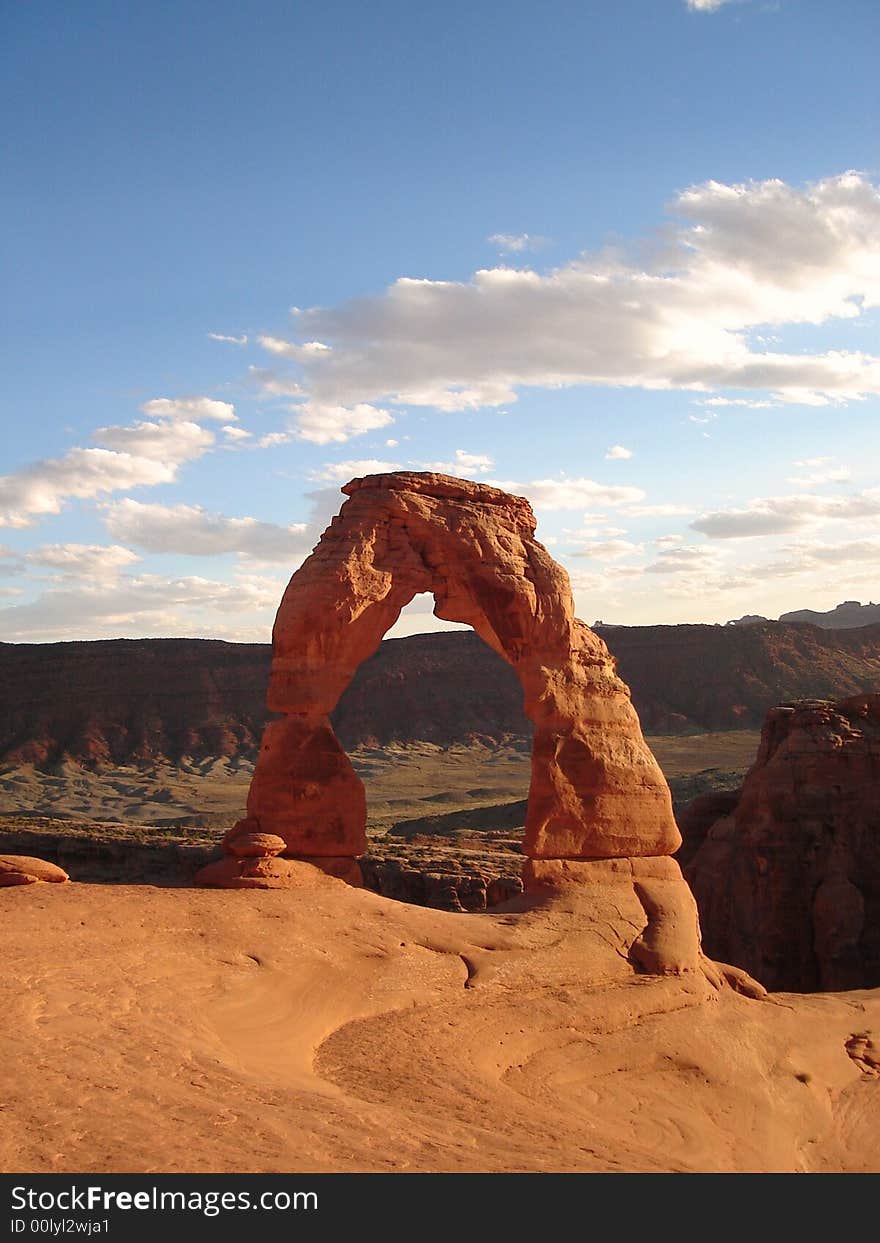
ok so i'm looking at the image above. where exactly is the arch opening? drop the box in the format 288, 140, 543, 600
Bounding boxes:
204, 471, 682, 895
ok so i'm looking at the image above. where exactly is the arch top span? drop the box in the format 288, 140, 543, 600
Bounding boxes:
220, 470, 681, 875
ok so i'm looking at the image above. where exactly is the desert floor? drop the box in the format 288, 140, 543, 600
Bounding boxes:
3, 876, 878, 1174
0, 731, 760, 831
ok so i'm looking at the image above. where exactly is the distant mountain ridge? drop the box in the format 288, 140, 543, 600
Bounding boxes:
729, 600, 880, 629
1, 620, 879, 766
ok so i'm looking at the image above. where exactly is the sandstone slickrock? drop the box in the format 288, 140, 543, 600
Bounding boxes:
687, 694, 880, 992
0, 855, 69, 886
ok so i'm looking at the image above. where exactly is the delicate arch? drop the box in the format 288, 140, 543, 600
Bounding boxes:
224, 472, 681, 878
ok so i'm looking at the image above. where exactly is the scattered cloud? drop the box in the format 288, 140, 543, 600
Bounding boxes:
103, 500, 311, 562
294, 401, 394, 444
691, 488, 880, 538
252, 174, 880, 428
0, 572, 284, 643
93, 419, 215, 463
207, 332, 248, 345
141, 396, 236, 423
605, 444, 633, 460
686, 0, 735, 11
221, 426, 252, 442
644, 545, 722, 573
309, 458, 401, 482
385, 438, 399, 448
787, 466, 850, 487
421, 449, 495, 477
0, 449, 178, 529
487, 233, 547, 254
492, 478, 647, 511
26, 543, 140, 579
698, 396, 777, 409
572, 539, 645, 561
621, 502, 694, 517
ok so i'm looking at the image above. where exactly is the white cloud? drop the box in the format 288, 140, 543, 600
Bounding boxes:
621, 502, 694, 517
0, 448, 178, 529
699, 396, 776, 409
93, 419, 215, 463
644, 545, 723, 574
257, 431, 293, 448
208, 332, 248, 345
691, 488, 880, 538
385, 438, 399, 448
254, 173, 880, 421
221, 426, 252, 441
420, 449, 495, 477
0, 572, 284, 643
605, 444, 633, 460
309, 458, 401, 482
488, 233, 546, 254
686, 0, 735, 11
26, 543, 140, 578
572, 539, 644, 562
485, 477, 645, 511
140, 396, 236, 423
294, 401, 394, 444
103, 500, 311, 562
787, 467, 850, 486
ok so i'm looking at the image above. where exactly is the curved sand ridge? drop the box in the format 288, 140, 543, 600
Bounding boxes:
2, 879, 877, 1173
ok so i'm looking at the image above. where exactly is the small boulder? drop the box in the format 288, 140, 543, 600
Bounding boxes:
0, 855, 70, 887
225, 832, 288, 858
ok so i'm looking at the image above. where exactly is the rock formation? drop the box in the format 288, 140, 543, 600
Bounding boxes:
687, 695, 880, 991
198, 470, 755, 986
0, 855, 69, 886
230, 471, 679, 859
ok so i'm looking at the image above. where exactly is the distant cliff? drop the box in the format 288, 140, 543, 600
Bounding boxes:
778, 600, 880, 629
0, 621, 879, 765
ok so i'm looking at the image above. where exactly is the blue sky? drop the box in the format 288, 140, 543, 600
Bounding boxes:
2, 0, 879, 642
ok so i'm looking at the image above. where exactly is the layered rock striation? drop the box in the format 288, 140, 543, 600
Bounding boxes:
687, 694, 880, 991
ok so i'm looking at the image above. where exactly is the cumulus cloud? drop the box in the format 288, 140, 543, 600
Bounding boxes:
0, 572, 284, 643
492, 477, 647, 511
644, 545, 722, 573
309, 458, 401, 482
221, 426, 252, 441
691, 488, 880, 538
93, 419, 215, 463
0, 394, 233, 529
572, 539, 645, 562
686, 0, 735, 11
293, 401, 393, 444
254, 173, 880, 425
140, 396, 236, 423
26, 543, 140, 578
421, 449, 495, 477
0, 449, 178, 529
605, 445, 633, 460
103, 500, 311, 562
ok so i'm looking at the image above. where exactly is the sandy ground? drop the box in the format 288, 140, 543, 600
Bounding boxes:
0, 732, 759, 831
2, 877, 877, 1174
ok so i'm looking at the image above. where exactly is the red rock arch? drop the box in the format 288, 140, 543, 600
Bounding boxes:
223, 472, 681, 879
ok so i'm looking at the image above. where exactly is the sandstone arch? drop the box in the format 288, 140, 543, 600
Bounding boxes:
223, 471, 681, 873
